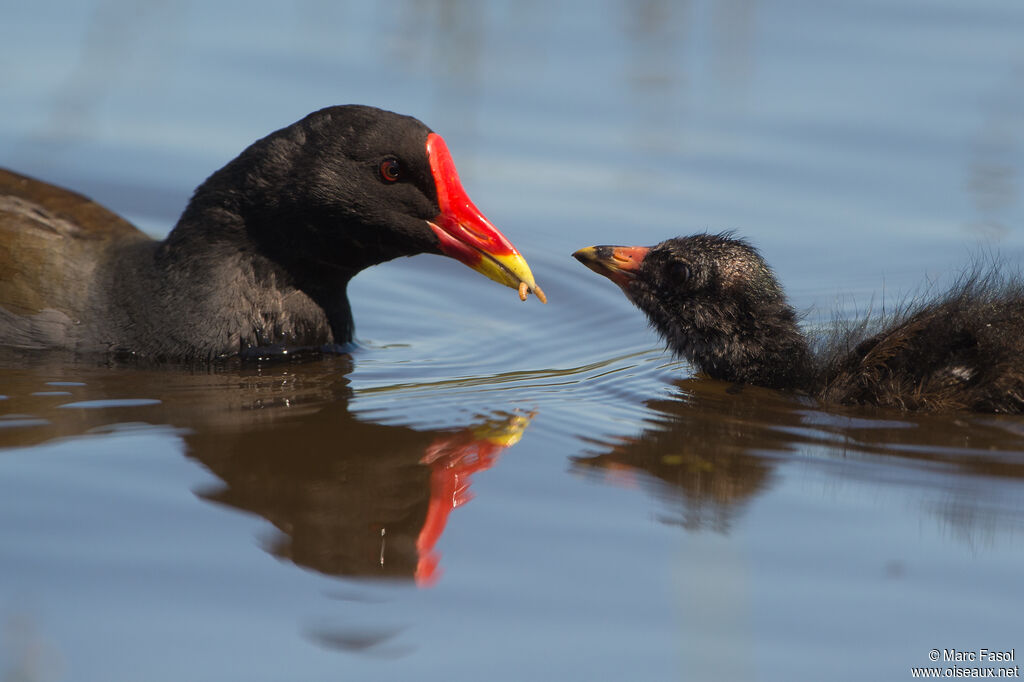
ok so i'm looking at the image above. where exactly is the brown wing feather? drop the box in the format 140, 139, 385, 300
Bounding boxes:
0, 169, 151, 347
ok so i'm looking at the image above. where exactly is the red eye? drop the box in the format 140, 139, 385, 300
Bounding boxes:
380, 158, 401, 182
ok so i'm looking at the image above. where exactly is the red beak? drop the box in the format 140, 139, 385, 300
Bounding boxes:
425, 133, 545, 303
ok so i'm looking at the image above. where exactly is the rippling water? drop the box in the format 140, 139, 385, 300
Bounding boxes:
3, 1, 1024, 681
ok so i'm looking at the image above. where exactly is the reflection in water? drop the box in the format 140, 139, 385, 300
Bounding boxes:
0, 355, 532, 587
190, 408, 530, 586
708, 0, 757, 97
573, 379, 793, 532
1, 612, 64, 682
574, 377, 1024, 540
965, 61, 1024, 239
12, 0, 184, 171
416, 413, 531, 583
622, 0, 686, 152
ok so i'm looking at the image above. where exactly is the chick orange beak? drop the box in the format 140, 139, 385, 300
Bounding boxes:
572, 245, 650, 289
425, 133, 545, 303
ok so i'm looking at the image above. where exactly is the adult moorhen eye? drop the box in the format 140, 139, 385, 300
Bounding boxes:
380, 158, 401, 182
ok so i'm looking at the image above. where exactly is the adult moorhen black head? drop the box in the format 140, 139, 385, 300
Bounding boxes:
0, 105, 545, 362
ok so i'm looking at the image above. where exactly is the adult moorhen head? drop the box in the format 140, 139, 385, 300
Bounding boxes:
575, 233, 1024, 414
0, 105, 545, 362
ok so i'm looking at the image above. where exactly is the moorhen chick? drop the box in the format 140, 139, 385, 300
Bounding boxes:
0, 105, 545, 362
574, 233, 1024, 413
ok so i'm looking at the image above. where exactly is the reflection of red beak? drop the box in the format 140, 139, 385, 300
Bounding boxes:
414, 434, 504, 587
414, 412, 533, 587
425, 133, 545, 303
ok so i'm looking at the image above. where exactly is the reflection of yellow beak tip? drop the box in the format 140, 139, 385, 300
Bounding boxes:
474, 413, 534, 445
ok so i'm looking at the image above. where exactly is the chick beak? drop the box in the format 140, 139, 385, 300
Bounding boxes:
572, 245, 650, 289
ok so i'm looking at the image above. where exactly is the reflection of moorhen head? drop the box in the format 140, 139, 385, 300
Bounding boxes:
189, 408, 531, 585
575, 233, 1024, 413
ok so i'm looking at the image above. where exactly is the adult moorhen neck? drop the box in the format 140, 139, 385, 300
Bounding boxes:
575, 233, 1024, 414
0, 105, 544, 362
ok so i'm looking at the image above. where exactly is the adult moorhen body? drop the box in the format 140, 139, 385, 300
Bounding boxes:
0, 105, 544, 362
575, 233, 1024, 413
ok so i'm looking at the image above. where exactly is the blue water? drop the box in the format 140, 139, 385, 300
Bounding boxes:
3, 1, 1024, 681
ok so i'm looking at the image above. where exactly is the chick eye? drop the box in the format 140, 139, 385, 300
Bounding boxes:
669, 261, 692, 282
380, 158, 401, 182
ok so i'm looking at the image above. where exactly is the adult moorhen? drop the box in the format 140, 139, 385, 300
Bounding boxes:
0, 105, 545, 362
574, 233, 1024, 413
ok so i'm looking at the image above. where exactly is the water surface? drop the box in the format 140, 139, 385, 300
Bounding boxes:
2, 1, 1024, 681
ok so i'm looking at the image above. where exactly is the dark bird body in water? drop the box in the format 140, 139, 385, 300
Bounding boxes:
575, 233, 1024, 413
0, 105, 544, 363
